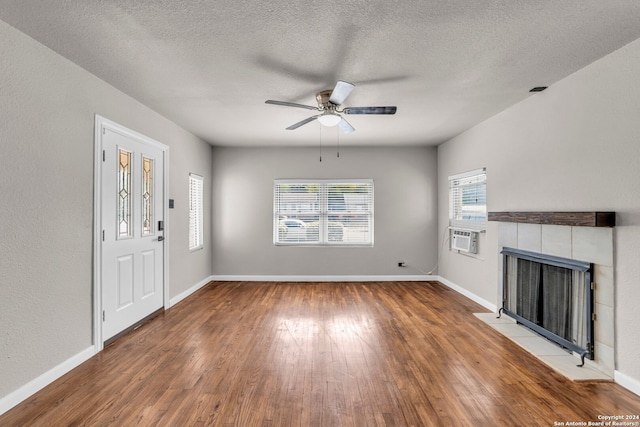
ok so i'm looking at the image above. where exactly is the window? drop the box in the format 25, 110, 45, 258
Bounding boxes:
449, 168, 487, 231
189, 173, 204, 250
274, 179, 373, 246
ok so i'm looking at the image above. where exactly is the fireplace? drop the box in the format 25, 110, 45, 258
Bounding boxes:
499, 247, 594, 366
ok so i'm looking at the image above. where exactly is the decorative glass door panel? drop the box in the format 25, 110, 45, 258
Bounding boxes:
117, 148, 133, 239
142, 156, 154, 236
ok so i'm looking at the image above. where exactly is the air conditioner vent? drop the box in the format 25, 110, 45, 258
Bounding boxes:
451, 229, 478, 254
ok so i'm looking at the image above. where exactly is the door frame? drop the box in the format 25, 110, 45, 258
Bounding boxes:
93, 115, 170, 352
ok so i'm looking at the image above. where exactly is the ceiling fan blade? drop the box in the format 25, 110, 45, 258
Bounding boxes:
286, 115, 319, 130
266, 100, 318, 110
329, 80, 355, 105
338, 117, 355, 134
353, 75, 409, 86
343, 106, 397, 115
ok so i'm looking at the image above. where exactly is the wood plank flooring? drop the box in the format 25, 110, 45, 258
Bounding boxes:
2, 281, 639, 426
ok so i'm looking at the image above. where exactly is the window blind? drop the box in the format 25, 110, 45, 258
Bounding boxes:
449, 168, 486, 231
274, 179, 373, 246
189, 173, 204, 250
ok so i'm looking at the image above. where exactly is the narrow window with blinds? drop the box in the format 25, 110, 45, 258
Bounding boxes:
189, 173, 204, 251
274, 179, 373, 246
449, 168, 487, 231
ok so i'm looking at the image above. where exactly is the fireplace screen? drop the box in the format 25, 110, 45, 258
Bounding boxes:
501, 248, 593, 364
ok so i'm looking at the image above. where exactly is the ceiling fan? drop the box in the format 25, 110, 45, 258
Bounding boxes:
265, 81, 397, 133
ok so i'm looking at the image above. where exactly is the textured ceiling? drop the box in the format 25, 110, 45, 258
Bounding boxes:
2, 1, 640, 147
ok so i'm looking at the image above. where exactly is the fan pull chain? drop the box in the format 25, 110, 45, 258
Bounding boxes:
336, 126, 340, 158
319, 125, 322, 162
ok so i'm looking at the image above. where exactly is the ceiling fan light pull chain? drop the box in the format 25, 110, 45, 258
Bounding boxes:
319, 125, 323, 162
337, 126, 340, 158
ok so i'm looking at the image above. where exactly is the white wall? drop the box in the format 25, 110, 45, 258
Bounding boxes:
0, 20, 212, 402
211, 146, 438, 277
437, 37, 640, 389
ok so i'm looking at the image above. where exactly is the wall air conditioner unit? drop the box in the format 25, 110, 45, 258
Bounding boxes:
451, 229, 478, 254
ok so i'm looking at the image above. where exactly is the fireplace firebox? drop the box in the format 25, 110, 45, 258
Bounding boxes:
498, 247, 594, 366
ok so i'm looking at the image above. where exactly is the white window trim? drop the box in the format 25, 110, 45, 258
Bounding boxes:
189, 173, 204, 251
448, 168, 487, 232
274, 179, 374, 247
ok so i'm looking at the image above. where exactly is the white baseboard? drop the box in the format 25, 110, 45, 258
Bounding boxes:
615, 370, 640, 397
6, 275, 629, 418
0, 346, 95, 416
169, 275, 215, 308
1, 274, 217, 417
209, 274, 435, 282
169, 274, 437, 308
436, 275, 497, 312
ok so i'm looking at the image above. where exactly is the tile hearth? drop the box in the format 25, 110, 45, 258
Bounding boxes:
475, 312, 612, 381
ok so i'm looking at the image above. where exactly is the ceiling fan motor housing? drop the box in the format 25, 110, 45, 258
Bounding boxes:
316, 90, 337, 110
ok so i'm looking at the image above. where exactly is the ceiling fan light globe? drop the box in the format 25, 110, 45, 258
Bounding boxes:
317, 114, 342, 127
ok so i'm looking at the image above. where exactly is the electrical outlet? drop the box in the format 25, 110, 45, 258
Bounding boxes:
398, 261, 406, 267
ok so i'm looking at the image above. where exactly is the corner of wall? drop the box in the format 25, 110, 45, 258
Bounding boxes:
614, 370, 640, 397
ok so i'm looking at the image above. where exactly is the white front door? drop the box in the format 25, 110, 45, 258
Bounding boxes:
100, 124, 165, 341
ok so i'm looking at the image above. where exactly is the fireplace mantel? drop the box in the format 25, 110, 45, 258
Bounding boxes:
488, 211, 615, 227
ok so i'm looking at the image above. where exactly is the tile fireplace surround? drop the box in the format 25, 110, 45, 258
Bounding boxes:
492, 216, 615, 379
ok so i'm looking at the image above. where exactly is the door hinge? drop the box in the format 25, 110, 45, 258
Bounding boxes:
102, 230, 105, 241
592, 313, 597, 321
591, 282, 595, 290
102, 150, 106, 162
102, 310, 105, 322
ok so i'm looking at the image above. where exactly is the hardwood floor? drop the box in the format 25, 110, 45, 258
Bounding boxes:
2, 281, 639, 426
